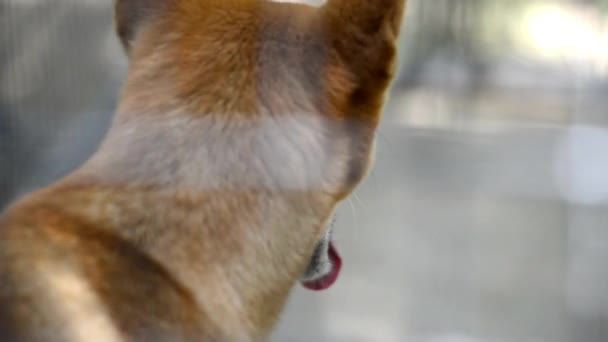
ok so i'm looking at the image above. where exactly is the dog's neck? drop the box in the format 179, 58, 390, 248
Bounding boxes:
52, 109, 338, 334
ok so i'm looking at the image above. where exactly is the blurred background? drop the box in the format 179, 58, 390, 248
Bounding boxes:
2, 0, 608, 341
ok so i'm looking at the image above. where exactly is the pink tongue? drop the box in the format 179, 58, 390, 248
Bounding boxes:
301, 242, 342, 291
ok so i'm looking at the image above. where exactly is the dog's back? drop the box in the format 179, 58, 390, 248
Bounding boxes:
0, 0, 406, 340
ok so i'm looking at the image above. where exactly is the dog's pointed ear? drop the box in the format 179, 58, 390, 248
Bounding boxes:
115, 0, 171, 54
322, 0, 407, 84
324, 0, 406, 36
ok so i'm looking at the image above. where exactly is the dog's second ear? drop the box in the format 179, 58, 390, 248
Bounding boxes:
115, 0, 171, 53
323, 0, 407, 86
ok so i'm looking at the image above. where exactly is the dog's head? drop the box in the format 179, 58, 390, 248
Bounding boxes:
113, 0, 405, 291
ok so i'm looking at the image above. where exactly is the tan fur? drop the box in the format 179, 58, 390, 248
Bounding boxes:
0, 0, 406, 340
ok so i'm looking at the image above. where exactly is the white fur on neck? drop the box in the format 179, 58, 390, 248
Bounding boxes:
88, 112, 351, 195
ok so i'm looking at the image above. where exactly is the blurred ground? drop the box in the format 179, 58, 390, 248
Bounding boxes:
1, 0, 608, 341
274, 122, 608, 342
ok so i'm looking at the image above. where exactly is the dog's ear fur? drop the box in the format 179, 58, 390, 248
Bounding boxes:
115, 0, 172, 53
323, 0, 406, 88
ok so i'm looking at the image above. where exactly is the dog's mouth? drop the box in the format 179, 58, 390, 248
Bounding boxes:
301, 242, 342, 291
300, 221, 342, 291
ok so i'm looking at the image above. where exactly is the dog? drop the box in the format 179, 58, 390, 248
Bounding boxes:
0, 0, 406, 340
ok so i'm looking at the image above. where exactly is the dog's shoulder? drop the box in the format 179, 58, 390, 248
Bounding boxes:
0, 196, 217, 341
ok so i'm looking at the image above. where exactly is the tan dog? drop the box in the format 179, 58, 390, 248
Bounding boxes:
0, 0, 406, 340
